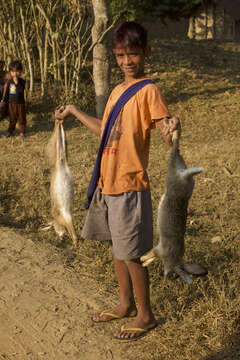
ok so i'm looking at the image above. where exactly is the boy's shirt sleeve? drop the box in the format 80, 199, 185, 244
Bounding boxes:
139, 84, 170, 130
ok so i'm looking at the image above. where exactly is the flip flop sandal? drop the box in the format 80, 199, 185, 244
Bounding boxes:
114, 323, 158, 342
92, 310, 122, 323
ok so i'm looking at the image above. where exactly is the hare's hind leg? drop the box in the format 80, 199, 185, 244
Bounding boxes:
65, 218, 78, 247
53, 221, 66, 238
55, 212, 78, 247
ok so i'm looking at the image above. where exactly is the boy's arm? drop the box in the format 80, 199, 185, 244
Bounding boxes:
154, 116, 180, 146
55, 105, 102, 136
1, 81, 9, 103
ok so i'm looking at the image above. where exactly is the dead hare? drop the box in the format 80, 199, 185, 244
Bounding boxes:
41, 120, 78, 247
141, 129, 207, 284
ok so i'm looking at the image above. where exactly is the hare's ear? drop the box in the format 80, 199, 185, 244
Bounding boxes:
180, 167, 203, 179
183, 263, 208, 276
174, 267, 193, 285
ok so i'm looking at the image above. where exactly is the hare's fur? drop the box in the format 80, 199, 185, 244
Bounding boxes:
42, 121, 78, 247
141, 130, 207, 284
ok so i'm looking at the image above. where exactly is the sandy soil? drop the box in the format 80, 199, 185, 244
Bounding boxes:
0, 227, 140, 360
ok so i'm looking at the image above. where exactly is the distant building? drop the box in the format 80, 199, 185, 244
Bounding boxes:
188, 0, 240, 40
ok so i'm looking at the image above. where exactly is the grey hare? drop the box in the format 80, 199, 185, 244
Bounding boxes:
141, 129, 207, 284
41, 120, 78, 247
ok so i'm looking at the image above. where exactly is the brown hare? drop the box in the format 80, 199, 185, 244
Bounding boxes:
141, 129, 207, 284
41, 120, 78, 247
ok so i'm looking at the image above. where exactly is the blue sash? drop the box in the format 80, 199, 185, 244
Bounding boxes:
84, 79, 154, 209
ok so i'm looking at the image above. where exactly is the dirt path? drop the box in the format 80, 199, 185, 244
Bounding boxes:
0, 227, 138, 360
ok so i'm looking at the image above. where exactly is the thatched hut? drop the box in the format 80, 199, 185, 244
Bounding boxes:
188, 0, 240, 40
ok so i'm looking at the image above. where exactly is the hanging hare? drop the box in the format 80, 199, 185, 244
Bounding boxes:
41, 120, 78, 247
141, 129, 207, 284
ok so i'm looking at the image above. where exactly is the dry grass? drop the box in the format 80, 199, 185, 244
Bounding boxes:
0, 30, 239, 359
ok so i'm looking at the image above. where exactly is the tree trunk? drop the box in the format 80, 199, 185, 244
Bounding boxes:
20, 6, 34, 95
91, 0, 110, 119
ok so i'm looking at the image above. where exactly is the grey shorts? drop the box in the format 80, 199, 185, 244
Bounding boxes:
81, 187, 153, 261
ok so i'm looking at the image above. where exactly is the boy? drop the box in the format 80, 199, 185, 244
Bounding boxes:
2, 61, 26, 139
55, 21, 180, 341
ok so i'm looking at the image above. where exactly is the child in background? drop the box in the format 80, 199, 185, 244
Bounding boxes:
2, 61, 26, 139
55, 21, 180, 342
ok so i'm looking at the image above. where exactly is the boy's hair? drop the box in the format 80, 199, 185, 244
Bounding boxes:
0, 60, 5, 68
113, 21, 148, 50
9, 61, 23, 72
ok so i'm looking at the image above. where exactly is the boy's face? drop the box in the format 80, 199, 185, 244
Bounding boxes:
113, 46, 146, 81
10, 69, 21, 78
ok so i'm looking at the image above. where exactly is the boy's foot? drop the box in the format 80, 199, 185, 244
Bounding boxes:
92, 304, 137, 323
19, 133, 25, 139
113, 317, 158, 342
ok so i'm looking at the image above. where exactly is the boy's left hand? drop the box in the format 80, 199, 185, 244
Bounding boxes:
162, 116, 181, 146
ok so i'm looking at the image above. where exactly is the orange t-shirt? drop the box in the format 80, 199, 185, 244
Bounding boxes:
98, 78, 170, 194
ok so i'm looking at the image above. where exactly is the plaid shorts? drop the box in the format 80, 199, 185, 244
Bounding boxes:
81, 187, 153, 261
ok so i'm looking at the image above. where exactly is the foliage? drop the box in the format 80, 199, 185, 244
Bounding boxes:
0, 0, 94, 97
146, 0, 203, 20
106, 0, 139, 21
107, 0, 203, 21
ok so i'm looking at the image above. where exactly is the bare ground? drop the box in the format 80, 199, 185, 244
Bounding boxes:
0, 227, 145, 360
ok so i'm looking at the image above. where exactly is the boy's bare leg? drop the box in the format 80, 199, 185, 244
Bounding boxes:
92, 258, 137, 322
114, 259, 157, 339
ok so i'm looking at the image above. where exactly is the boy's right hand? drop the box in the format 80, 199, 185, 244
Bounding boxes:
161, 116, 181, 146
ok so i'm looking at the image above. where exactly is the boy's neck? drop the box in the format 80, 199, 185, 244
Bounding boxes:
123, 73, 146, 85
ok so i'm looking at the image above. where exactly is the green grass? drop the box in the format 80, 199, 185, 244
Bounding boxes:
0, 34, 239, 359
